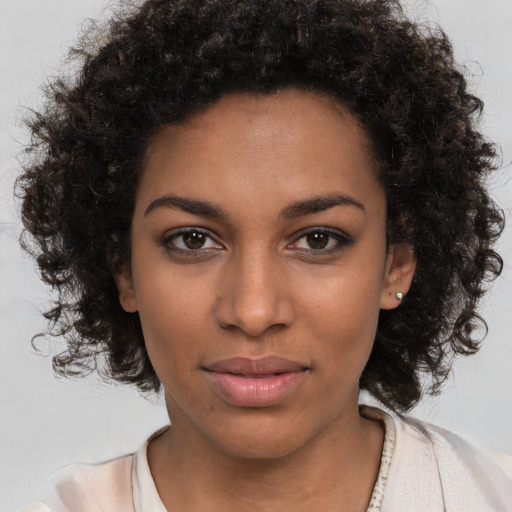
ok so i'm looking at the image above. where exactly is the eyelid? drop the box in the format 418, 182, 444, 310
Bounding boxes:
159, 225, 353, 256
161, 227, 223, 252
287, 226, 354, 252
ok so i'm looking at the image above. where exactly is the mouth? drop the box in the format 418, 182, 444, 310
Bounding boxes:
203, 356, 310, 407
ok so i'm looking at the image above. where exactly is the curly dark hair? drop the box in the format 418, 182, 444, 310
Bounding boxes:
17, 0, 503, 412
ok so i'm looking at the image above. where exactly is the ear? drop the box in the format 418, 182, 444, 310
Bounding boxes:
380, 244, 416, 310
114, 263, 138, 313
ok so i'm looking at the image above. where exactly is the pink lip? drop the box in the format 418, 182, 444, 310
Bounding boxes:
204, 356, 309, 407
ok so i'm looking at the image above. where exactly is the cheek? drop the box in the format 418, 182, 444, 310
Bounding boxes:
132, 265, 212, 377
298, 260, 384, 372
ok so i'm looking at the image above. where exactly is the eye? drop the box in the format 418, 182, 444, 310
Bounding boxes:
287, 228, 353, 253
163, 228, 222, 252
302, 232, 332, 250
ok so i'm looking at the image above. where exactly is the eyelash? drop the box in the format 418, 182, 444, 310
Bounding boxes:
287, 227, 354, 255
161, 227, 222, 255
161, 227, 353, 257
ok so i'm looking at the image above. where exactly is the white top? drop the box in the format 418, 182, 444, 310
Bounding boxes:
19, 406, 512, 512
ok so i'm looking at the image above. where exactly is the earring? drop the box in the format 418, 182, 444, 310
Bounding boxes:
395, 292, 403, 301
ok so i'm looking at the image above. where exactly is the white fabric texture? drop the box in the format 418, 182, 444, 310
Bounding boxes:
364, 407, 512, 512
18, 407, 512, 512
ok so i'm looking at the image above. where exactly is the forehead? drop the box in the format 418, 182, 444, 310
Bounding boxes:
137, 89, 384, 218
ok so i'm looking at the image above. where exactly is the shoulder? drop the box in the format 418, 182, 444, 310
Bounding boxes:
424, 420, 512, 508
362, 405, 512, 512
17, 504, 53, 512
17, 427, 170, 512
425, 419, 512, 477
18, 455, 135, 512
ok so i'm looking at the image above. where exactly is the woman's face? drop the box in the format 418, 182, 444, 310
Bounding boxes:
117, 89, 414, 458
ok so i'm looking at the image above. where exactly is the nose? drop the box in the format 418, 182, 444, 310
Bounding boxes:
215, 250, 295, 337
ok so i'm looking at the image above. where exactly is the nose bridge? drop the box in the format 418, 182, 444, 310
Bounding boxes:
215, 245, 293, 336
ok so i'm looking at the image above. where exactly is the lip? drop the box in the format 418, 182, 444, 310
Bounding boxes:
204, 356, 310, 407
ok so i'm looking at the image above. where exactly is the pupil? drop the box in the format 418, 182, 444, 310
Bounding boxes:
307, 232, 328, 249
184, 231, 206, 249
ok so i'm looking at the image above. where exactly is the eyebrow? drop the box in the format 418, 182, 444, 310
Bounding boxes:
144, 195, 226, 219
144, 193, 364, 220
280, 194, 365, 219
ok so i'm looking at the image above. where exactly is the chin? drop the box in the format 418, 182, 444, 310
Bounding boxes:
201, 412, 323, 461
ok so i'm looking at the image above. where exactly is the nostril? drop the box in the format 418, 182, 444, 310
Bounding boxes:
215, 296, 294, 337
214, 262, 295, 336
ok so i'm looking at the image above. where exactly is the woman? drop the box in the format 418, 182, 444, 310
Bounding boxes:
16, 0, 512, 510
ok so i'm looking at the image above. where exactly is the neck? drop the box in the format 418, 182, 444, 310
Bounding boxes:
148, 397, 384, 512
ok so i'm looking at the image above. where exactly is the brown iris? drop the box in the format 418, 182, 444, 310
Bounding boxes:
183, 230, 207, 249
306, 232, 329, 249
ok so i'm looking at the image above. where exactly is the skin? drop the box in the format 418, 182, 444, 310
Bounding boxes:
116, 89, 415, 511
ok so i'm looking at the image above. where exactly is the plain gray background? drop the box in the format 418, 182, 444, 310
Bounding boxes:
1, 1, 511, 509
